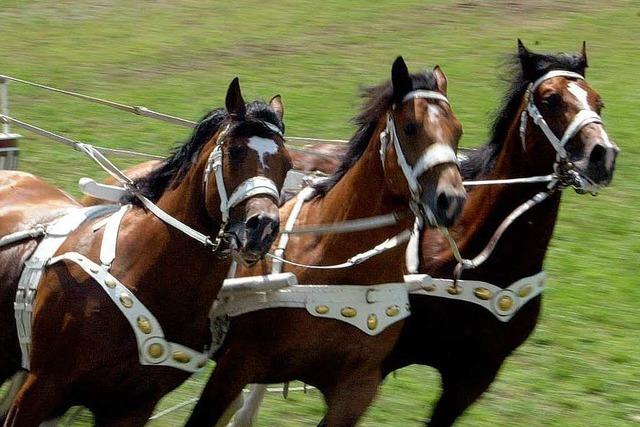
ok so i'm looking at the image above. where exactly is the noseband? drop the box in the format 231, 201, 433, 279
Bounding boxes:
519, 70, 604, 193
203, 120, 283, 247
380, 90, 460, 226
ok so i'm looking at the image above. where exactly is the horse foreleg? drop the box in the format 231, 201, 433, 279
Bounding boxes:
427, 364, 500, 427
3, 373, 64, 427
227, 384, 267, 427
185, 354, 253, 427
0, 371, 26, 422
320, 369, 381, 427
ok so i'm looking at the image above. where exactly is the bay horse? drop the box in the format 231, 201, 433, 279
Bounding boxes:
382, 40, 619, 426
0, 78, 292, 426
185, 56, 466, 427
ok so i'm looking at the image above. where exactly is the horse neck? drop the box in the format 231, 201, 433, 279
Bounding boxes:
293, 121, 413, 284
123, 152, 228, 325
423, 112, 562, 287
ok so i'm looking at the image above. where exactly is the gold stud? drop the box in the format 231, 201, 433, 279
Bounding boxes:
137, 316, 152, 334
315, 305, 330, 315
498, 295, 514, 311
105, 277, 117, 289
148, 343, 164, 359
172, 351, 191, 364
518, 285, 532, 298
473, 287, 492, 300
119, 294, 133, 308
386, 305, 400, 317
367, 314, 378, 330
340, 307, 357, 318
446, 285, 462, 295
423, 285, 436, 292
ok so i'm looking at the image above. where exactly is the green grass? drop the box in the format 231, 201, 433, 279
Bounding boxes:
1, 0, 639, 425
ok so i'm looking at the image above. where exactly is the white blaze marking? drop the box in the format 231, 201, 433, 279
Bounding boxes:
567, 82, 615, 148
248, 137, 278, 168
427, 104, 441, 120
568, 82, 591, 111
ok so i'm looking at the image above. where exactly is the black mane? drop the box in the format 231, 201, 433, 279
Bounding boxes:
461, 50, 586, 180
127, 100, 283, 204
312, 71, 438, 197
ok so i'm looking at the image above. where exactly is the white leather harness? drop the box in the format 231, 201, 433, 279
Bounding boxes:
380, 90, 460, 226
14, 205, 119, 369
408, 272, 546, 322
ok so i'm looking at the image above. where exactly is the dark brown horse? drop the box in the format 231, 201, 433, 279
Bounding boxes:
382, 41, 618, 426
0, 78, 292, 426
185, 57, 466, 427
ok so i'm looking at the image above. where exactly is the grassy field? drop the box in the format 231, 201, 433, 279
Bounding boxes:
1, 0, 639, 425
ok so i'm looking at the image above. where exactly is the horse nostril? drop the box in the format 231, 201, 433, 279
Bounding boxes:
589, 144, 605, 165
245, 214, 262, 231
437, 192, 450, 215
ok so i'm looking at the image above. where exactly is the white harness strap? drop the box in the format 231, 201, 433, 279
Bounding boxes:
409, 271, 546, 322
100, 204, 130, 270
47, 251, 208, 372
213, 279, 418, 336
14, 205, 119, 369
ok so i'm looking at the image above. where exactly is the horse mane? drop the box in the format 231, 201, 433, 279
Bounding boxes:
127, 100, 283, 204
312, 71, 438, 197
461, 50, 587, 180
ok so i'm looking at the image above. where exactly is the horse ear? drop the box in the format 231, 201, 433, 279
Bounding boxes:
392, 56, 412, 104
269, 94, 284, 121
581, 41, 589, 69
517, 39, 536, 79
433, 65, 448, 96
225, 77, 246, 118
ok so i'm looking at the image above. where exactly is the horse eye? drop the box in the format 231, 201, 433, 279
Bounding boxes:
541, 93, 562, 109
404, 122, 418, 136
228, 145, 246, 162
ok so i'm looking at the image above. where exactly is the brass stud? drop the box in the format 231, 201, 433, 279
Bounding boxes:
315, 305, 330, 315
446, 285, 462, 295
340, 307, 357, 318
105, 277, 117, 289
172, 351, 191, 364
498, 295, 514, 311
119, 294, 133, 308
148, 343, 164, 359
137, 316, 152, 334
473, 287, 492, 300
385, 305, 400, 317
518, 285, 532, 298
367, 314, 378, 330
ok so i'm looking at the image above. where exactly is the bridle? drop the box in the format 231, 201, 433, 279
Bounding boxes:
202, 120, 283, 250
380, 89, 460, 227
519, 70, 604, 194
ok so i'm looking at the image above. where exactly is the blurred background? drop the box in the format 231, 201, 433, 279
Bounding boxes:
0, 0, 638, 425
